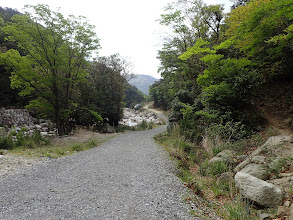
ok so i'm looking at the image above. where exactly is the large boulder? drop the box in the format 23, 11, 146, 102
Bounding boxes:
239, 163, 269, 180
235, 172, 283, 207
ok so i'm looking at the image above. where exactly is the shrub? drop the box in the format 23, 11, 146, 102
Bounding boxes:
0, 136, 15, 149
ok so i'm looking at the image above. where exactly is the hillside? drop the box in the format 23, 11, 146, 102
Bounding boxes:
129, 75, 158, 95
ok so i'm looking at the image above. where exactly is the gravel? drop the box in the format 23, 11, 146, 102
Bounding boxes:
0, 125, 200, 220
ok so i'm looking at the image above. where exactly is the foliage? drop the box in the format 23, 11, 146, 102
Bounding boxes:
82, 54, 128, 126
0, 135, 14, 149
155, 0, 293, 142
124, 84, 145, 108
224, 198, 255, 220
0, 7, 29, 107
0, 4, 100, 135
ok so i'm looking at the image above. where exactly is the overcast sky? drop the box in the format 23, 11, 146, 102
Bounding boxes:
1, 0, 233, 78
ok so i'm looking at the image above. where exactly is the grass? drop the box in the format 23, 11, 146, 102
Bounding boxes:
154, 125, 281, 219
2, 131, 115, 158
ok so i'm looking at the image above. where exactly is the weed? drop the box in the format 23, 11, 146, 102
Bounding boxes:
71, 144, 83, 152
224, 198, 256, 220
208, 161, 229, 177
0, 136, 15, 149
86, 138, 98, 148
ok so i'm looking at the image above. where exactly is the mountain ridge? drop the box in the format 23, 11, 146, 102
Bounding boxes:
129, 74, 159, 95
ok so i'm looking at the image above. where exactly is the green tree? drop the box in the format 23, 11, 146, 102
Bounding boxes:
0, 4, 100, 135
124, 84, 145, 108
0, 7, 28, 107
81, 54, 128, 126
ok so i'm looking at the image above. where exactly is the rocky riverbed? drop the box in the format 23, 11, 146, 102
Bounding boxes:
119, 108, 163, 127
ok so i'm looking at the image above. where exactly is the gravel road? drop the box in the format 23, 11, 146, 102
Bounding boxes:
0, 125, 199, 220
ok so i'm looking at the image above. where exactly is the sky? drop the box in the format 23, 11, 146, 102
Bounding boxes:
1, 0, 233, 78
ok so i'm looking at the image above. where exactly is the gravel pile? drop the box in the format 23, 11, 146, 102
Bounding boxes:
0, 126, 200, 219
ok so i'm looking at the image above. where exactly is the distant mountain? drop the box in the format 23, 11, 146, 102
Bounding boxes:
129, 75, 159, 95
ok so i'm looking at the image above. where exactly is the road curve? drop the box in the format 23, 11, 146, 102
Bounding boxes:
0, 126, 198, 220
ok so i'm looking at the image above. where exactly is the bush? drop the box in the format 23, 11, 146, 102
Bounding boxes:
0, 136, 15, 149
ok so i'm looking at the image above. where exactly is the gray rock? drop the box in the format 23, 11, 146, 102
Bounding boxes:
40, 132, 48, 136
277, 206, 290, 217
240, 163, 269, 180
34, 125, 42, 130
104, 125, 115, 133
234, 135, 292, 172
251, 156, 266, 164
217, 172, 234, 183
259, 213, 274, 220
235, 172, 283, 207
39, 123, 48, 128
209, 149, 234, 165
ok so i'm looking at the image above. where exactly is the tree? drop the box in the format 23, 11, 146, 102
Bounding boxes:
0, 4, 100, 135
81, 54, 128, 126
124, 84, 145, 108
0, 7, 28, 107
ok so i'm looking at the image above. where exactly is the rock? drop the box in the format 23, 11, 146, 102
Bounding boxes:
104, 125, 115, 133
284, 201, 291, 207
239, 163, 269, 180
277, 206, 290, 217
290, 205, 293, 220
39, 119, 46, 123
134, 104, 142, 110
259, 213, 274, 220
235, 172, 283, 207
209, 149, 234, 165
280, 172, 293, 177
40, 132, 48, 136
217, 172, 234, 183
39, 123, 48, 128
234, 135, 292, 172
34, 125, 42, 130
251, 156, 266, 164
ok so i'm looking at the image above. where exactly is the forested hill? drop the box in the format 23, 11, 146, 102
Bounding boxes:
129, 74, 158, 95
150, 0, 293, 140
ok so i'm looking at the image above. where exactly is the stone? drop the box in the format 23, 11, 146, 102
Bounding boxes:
34, 125, 42, 130
217, 172, 234, 183
284, 201, 291, 207
40, 132, 48, 136
259, 213, 274, 220
239, 163, 269, 180
251, 156, 266, 164
234, 135, 292, 172
104, 125, 115, 133
208, 149, 234, 165
235, 172, 283, 207
39, 123, 48, 128
277, 206, 290, 217
279, 172, 293, 177
290, 205, 293, 220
